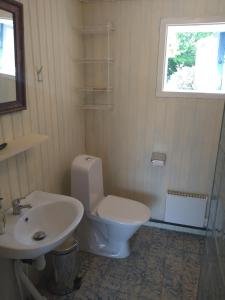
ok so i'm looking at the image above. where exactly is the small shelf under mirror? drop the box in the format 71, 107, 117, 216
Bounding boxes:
0, 134, 48, 162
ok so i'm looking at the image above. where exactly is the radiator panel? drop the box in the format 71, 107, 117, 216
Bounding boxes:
165, 190, 208, 228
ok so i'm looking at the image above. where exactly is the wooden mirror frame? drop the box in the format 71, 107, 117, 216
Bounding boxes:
0, 0, 26, 115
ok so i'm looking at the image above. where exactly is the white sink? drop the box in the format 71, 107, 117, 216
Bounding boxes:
0, 191, 84, 259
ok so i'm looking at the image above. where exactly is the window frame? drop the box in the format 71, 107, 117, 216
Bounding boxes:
156, 17, 225, 99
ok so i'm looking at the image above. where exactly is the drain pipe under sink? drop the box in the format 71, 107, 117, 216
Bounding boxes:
14, 257, 47, 300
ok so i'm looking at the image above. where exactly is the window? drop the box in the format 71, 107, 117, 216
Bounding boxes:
157, 18, 225, 98
0, 17, 15, 77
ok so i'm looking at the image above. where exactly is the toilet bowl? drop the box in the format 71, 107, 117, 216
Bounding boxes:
71, 155, 150, 258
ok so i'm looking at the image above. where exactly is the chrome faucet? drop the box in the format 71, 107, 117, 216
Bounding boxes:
12, 198, 32, 215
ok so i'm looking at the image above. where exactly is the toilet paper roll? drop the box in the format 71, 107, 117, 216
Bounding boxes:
151, 159, 165, 167
151, 152, 166, 167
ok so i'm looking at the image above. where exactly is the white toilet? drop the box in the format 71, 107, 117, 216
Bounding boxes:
71, 155, 150, 258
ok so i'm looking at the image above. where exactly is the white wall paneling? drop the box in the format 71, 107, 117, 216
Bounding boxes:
0, 0, 85, 208
83, 0, 225, 220
0, 0, 224, 222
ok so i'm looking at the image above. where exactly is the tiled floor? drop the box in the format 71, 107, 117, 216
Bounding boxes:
43, 226, 205, 300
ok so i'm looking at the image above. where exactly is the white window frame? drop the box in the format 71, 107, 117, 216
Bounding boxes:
156, 17, 225, 99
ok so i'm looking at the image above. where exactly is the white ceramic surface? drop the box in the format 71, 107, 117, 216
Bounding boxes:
72, 155, 150, 258
0, 191, 84, 259
97, 195, 150, 225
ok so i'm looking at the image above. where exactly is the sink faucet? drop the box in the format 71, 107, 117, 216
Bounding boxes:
12, 198, 32, 215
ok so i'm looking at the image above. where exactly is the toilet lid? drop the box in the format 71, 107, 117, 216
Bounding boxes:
97, 195, 150, 225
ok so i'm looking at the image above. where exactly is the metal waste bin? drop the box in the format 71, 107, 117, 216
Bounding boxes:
48, 236, 80, 295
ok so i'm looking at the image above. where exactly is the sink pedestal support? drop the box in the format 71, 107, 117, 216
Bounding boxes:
14, 259, 47, 300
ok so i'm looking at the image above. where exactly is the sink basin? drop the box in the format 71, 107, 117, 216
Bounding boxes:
0, 191, 84, 259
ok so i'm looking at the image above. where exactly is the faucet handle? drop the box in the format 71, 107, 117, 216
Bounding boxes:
12, 192, 33, 205
12, 198, 24, 207
12, 197, 30, 215
12, 198, 20, 205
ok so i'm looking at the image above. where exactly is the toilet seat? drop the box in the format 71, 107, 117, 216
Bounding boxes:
97, 195, 150, 225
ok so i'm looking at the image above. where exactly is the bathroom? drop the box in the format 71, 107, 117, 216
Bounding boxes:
0, 0, 225, 299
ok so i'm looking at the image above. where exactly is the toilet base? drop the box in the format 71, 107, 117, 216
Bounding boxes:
75, 216, 133, 259
81, 240, 130, 259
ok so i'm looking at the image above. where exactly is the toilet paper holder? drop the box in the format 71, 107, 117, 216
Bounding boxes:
151, 152, 166, 167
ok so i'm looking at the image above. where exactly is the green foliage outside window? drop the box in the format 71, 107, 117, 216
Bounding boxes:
167, 32, 214, 79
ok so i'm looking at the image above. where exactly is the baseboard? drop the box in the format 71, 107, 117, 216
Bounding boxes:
144, 219, 206, 236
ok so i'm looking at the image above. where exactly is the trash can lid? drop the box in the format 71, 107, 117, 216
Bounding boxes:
52, 236, 79, 255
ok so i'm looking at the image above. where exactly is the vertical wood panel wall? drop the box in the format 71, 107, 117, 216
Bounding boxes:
83, 0, 225, 220
0, 0, 85, 208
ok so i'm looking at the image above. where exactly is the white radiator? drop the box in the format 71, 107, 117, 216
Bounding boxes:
165, 190, 208, 228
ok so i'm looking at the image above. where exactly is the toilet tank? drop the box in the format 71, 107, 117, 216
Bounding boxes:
71, 155, 104, 212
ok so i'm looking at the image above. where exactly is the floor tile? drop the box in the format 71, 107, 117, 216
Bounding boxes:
166, 231, 184, 255
42, 226, 204, 300
162, 253, 183, 300
182, 233, 205, 255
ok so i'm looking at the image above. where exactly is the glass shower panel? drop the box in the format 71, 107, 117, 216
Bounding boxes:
197, 110, 225, 299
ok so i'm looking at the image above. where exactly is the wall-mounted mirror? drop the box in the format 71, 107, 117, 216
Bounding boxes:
0, 0, 26, 115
